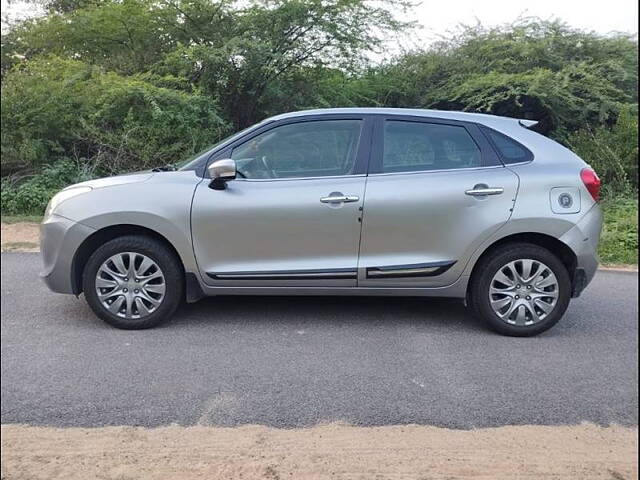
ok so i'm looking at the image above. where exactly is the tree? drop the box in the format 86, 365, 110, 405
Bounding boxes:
1, 56, 228, 174
356, 20, 638, 136
2, 0, 414, 127
2, 8, 637, 203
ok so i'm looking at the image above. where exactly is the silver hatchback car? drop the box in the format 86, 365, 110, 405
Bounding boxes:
40, 108, 603, 336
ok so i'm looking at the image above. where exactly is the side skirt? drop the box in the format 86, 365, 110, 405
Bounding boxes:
192, 275, 470, 299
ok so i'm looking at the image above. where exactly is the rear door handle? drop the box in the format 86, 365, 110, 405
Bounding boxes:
320, 195, 359, 204
465, 185, 504, 197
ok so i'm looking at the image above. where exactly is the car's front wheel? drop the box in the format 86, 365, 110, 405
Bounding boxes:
468, 243, 572, 336
82, 235, 183, 329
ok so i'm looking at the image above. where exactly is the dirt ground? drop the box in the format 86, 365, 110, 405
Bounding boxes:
1, 423, 637, 480
0, 222, 39, 252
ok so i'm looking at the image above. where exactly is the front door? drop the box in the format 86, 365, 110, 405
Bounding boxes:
191, 117, 370, 287
359, 116, 520, 287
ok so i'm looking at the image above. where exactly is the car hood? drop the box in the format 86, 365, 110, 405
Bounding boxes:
65, 171, 155, 190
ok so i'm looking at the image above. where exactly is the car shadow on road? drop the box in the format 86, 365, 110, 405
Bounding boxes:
169, 295, 489, 333
55, 290, 577, 337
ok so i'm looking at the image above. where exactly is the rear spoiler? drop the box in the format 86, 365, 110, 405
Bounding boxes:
518, 119, 539, 129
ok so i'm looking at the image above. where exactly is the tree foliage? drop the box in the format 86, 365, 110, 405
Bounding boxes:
340, 20, 637, 137
567, 105, 638, 196
1, 4, 638, 212
2, 0, 412, 126
1, 56, 228, 174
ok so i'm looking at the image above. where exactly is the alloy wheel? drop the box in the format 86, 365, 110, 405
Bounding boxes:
95, 252, 166, 319
489, 259, 559, 326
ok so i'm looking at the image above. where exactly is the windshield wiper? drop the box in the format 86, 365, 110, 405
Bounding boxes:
152, 164, 177, 172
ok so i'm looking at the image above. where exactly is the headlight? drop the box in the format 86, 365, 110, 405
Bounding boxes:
44, 186, 92, 218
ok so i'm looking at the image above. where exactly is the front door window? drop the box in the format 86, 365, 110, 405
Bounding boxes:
231, 120, 363, 179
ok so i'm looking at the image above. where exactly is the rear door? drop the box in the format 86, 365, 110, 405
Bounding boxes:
191, 115, 372, 287
358, 116, 519, 287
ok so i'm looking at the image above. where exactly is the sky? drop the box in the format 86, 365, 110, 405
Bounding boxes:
410, 0, 638, 40
2, 0, 639, 38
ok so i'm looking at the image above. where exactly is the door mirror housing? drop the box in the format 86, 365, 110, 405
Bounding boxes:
208, 159, 236, 190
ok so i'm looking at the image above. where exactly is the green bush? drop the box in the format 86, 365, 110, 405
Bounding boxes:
566, 106, 638, 198
1, 56, 230, 175
1, 158, 97, 215
599, 197, 639, 265
1, 11, 638, 267
349, 20, 637, 138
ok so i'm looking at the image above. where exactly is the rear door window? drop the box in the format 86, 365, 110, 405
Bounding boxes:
382, 121, 482, 173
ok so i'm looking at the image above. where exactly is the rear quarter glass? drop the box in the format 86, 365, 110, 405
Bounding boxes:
480, 125, 533, 164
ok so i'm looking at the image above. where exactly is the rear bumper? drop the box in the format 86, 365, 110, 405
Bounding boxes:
559, 204, 603, 297
40, 214, 95, 294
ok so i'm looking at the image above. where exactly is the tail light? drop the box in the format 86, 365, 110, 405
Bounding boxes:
580, 168, 601, 202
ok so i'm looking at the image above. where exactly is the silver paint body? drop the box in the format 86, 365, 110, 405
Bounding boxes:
40, 108, 603, 299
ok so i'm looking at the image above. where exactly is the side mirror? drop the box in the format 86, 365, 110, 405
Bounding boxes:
207, 158, 236, 190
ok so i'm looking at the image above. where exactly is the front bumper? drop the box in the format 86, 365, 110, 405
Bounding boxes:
40, 214, 96, 294
559, 204, 604, 297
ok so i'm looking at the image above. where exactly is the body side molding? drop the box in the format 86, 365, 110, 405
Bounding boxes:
366, 260, 456, 279
207, 267, 357, 281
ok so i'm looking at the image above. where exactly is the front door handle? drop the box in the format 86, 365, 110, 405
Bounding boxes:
465, 185, 504, 197
320, 194, 359, 204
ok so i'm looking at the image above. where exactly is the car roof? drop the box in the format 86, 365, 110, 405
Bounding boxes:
265, 108, 537, 130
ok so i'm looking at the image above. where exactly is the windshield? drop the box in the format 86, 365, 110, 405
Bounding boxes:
177, 124, 264, 171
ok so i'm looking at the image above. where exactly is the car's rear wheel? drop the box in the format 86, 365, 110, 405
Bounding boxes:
468, 243, 572, 336
82, 235, 183, 329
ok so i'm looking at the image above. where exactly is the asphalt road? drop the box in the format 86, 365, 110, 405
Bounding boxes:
1, 253, 637, 429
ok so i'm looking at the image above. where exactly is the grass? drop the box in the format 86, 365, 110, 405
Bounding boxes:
599, 196, 638, 266
1, 214, 43, 224
0, 197, 637, 265
2, 241, 39, 251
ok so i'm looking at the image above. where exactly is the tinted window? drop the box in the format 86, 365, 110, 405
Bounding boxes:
231, 120, 362, 179
483, 127, 532, 164
382, 121, 482, 173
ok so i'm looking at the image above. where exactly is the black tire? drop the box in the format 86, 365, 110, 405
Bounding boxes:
468, 243, 572, 336
82, 235, 183, 329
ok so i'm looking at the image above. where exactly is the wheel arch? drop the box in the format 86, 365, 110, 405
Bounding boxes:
71, 224, 185, 295
467, 232, 578, 298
